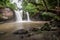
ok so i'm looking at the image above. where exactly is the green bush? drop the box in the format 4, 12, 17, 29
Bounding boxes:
41, 12, 59, 21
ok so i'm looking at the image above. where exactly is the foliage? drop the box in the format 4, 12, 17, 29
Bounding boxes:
22, 0, 44, 13
0, 0, 17, 10
46, 0, 60, 9
42, 12, 59, 20
23, 0, 60, 12
22, 0, 60, 21
23, 3, 38, 12
22, 0, 60, 17
22, 0, 59, 13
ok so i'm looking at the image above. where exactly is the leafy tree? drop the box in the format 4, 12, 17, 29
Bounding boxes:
22, 0, 45, 13
46, 0, 60, 9
22, 0, 60, 16
0, 0, 17, 10
23, 3, 38, 12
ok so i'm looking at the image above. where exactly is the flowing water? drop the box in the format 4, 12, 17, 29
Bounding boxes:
36, 0, 38, 3
0, 0, 50, 40
10, 0, 30, 22
0, 21, 49, 40
0, 0, 49, 34
0, 0, 49, 33
10, 0, 31, 29
26, 12, 31, 21
0, 0, 58, 40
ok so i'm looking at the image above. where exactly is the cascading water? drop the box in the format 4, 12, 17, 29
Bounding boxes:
10, 0, 30, 22
26, 12, 30, 21
36, 0, 38, 3
15, 10, 23, 22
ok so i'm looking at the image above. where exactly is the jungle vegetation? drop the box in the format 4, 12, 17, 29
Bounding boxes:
22, 0, 60, 21
0, 0, 17, 10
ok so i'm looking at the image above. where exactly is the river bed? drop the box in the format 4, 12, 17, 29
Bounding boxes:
0, 21, 49, 32
0, 21, 59, 40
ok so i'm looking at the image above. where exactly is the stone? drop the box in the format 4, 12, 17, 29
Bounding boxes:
0, 7, 16, 22
0, 32, 6, 35
29, 27, 39, 32
13, 29, 29, 35
26, 33, 31, 37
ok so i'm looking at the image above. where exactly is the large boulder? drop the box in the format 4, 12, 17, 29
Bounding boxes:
0, 7, 15, 22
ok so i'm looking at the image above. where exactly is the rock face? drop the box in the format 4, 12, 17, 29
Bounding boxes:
0, 7, 16, 22
2, 8, 13, 19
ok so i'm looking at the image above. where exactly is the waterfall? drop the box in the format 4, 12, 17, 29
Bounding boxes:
36, 0, 38, 3
10, 0, 30, 22
15, 10, 23, 22
26, 12, 30, 21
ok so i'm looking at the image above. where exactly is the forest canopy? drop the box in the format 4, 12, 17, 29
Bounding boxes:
22, 0, 60, 21
22, 0, 60, 13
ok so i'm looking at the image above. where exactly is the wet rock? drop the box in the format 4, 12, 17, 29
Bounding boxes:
26, 33, 32, 37
20, 36, 24, 39
13, 29, 29, 35
29, 27, 40, 32
0, 32, 6, 37
41, 23, 51, 31
0, 32, 6, 35
0, 7, 16, 22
